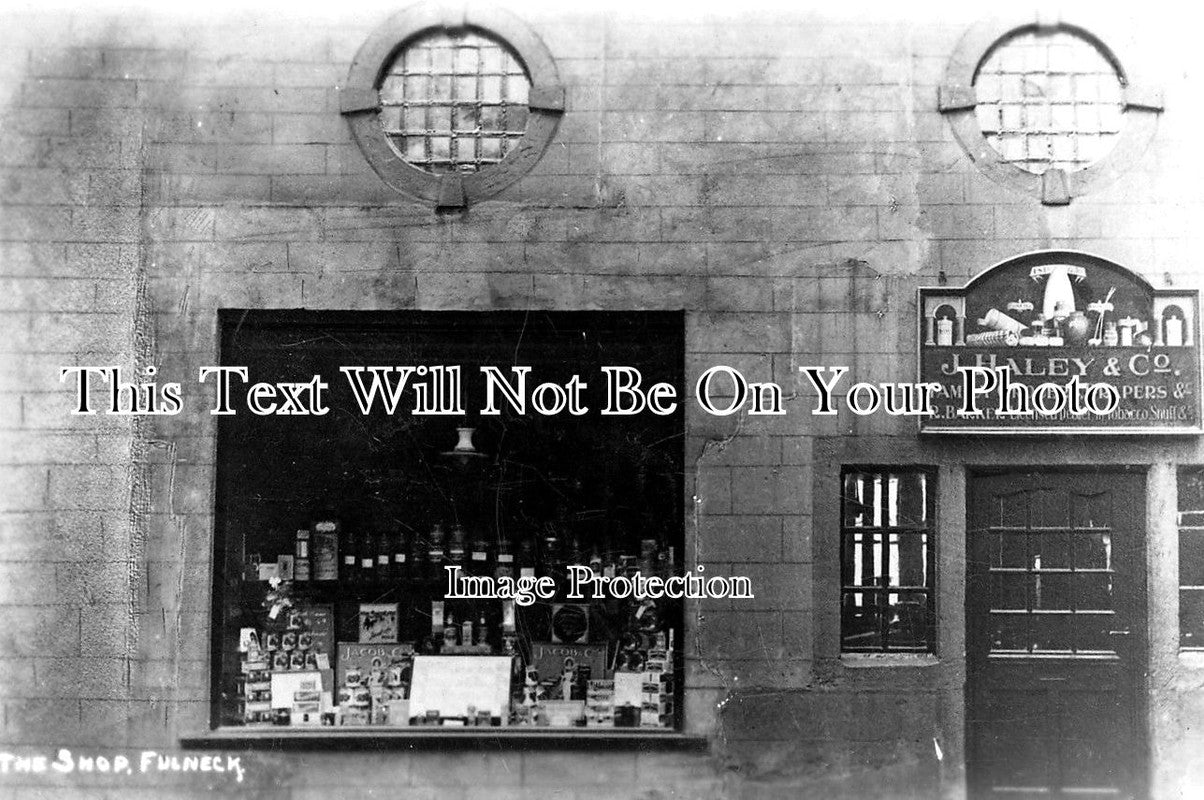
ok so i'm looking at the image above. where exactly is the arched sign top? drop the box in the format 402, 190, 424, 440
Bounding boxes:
919, 251, 1200, 435
962, 249, 1157, 294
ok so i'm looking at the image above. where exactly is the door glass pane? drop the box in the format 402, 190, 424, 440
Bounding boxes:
1177, 470, 1204, 526
997, 491, 1030, 528
1180, 530, 1204, 587
1075, 531, 1112, 569
1030, 487, 1069, 529
990, 614, 1030, 652
1071, 490, 1111, 528
1077, 573, 1113, 611
1032, 530, 1072, 569
1033, 573, 1072, 610
1180, 589, 1204, 648
991, 573, 1028, 610
990, 531, 1027, 568
1031, 614, 1074, 652
1076, 614, 1115, 653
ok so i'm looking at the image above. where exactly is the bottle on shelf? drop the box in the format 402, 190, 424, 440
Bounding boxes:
618, 540, 637, 578
494, 536, 514, 580
469, 529, 490, 576
359, 530, 376, 585
294, 528, 311, 582
640, 538, 657, 576
501, 599, 517, 654
567, 534, 584, 570
476, 612, 488, 647
448, 523, 467, 572
427, 523, 446, 583
588, 541, 603, 578
411, 533, 428, 584
374, 529, 391, 583
517, 537, 536, 581
443, 613, 459, 648
342, 525, 359, 584
309, 505, 341, 581
391, 528, 410, 583
602, 533, 618, 580
541, 527, 562, 582
461, 615, 473, 647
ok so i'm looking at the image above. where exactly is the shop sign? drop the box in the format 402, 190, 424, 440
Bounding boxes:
919, 251, 1201, 434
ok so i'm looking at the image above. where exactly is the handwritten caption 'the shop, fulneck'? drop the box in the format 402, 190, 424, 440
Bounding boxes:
0, 749, 246, 783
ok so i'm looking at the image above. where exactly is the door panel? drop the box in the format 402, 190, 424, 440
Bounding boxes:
967, 470, 1147, 799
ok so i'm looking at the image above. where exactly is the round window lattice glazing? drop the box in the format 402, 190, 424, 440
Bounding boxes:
972, 29, 1126, 175
378, 28, 531, 175
341, 4, 564, 207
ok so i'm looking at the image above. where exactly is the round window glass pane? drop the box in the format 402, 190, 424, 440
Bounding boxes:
973, 29, 1125, 175
378, 28, 532, 175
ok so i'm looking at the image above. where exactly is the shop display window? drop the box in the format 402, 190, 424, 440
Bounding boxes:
840, 468, 937, 653
210, 310, 684, 734
1178, 469, 1204, 649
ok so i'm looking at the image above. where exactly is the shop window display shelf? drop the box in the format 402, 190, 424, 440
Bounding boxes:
181, 727, 709, 751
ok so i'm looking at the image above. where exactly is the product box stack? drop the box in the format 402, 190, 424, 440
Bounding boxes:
236, 646, 272, 726
640, 632, 673, 729
585, 679, 615, 728
335, 643, 415, 726
232, 603, 337, 727
288, 676, 323, 726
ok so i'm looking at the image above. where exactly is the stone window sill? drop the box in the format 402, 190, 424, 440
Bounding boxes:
181, 727, 709, 751
840, 653, 940, 668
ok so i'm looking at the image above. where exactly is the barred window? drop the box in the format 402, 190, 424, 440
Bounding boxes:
341, 7, 564, 208
973, 28, 1125, 175
841, 468, 937, 653
1178, 469, 1204, 648
378, 28, 531, 174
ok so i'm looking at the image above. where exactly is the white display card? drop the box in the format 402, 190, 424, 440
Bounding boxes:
407, 656, 512, 723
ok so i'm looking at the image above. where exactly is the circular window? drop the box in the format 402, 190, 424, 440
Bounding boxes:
341, 4, 564, 208
940, 18, 1163, 204
973, 29, 1124, 175
379, 28, 531, 175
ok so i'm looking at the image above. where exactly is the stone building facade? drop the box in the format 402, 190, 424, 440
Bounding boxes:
2, 3, 1203, 799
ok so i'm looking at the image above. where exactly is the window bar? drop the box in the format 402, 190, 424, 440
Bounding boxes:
926, 528, 936, 651
878, 526, 889, 651
473, 40, 484, 170
499, 47, 510, 161
422, 44, 434, 169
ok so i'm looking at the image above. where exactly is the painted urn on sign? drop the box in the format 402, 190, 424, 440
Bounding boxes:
1064, 311, 1092, 345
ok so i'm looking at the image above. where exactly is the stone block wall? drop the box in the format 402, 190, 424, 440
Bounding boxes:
2, 4, 1202, 799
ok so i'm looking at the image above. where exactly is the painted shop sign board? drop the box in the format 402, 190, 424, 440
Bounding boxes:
919, 251, 1201, 434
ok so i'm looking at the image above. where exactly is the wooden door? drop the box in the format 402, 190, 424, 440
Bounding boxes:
967, 470, 1147, 799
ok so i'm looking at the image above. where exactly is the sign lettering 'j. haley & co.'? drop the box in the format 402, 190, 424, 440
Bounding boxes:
918, 250, 1202, 434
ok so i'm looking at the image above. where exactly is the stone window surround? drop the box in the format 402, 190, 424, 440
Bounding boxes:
838, 466, 939, 655
939, 13, 1164, 206
340, 2, 565, 210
